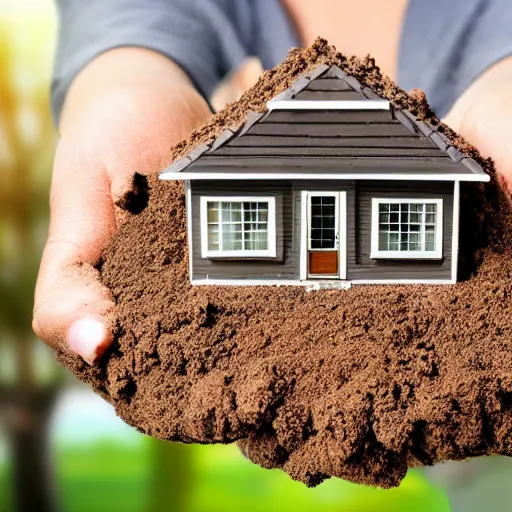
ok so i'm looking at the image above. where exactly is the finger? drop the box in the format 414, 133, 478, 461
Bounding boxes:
33, 135, 117, 363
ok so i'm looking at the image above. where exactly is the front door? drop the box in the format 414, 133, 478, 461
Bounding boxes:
302, 191, 347, 279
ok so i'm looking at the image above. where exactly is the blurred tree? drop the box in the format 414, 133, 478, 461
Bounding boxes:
0, 7, 62, 512
148, 440, 191, 512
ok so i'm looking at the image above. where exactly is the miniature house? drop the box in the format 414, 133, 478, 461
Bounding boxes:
160, 64, 489, 287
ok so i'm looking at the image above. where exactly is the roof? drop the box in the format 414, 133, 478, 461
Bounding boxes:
159, 38, 491, 183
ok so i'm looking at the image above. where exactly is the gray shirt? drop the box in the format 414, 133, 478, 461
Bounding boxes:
52, 0, 512, 123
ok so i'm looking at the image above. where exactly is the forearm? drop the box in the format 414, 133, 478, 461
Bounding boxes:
445, 57, 512, 129
60, 47, 208, 134
444, 56, 512, 186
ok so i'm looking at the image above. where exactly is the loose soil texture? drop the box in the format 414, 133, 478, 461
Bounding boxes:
56, 40, 512, 488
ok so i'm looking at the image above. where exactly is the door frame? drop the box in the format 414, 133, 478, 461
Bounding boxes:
299, 190, 347, 280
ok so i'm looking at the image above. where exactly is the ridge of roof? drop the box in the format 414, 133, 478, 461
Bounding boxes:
162, 38, 493, 178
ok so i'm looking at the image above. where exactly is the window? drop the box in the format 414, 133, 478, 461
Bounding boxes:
200, 196, 276, 257
309, 195, 338, 250
370, 198, 443, 259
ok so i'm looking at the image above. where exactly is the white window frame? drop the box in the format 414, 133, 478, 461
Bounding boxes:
200, 196, 276, 258
370, 198, 443, 260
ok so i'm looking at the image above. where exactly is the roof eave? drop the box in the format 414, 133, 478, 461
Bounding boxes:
159, 172, 490, 183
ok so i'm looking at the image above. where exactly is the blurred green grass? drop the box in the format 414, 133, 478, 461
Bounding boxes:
0, 441, 450, 512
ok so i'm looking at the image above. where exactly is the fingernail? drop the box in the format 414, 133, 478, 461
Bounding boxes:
67, 317, 106, 364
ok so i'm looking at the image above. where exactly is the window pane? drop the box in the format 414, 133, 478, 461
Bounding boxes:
409, 233, 420, 244
323, 216, 334, 228
207, 202, 219, 222
223, 229, 242, 251
244, 209, 259, 223
311, 228, 322, 243
311, 205, 322, 217
425, 231, 436, 251
207, 224, 219, 251
379, 232, 388, 250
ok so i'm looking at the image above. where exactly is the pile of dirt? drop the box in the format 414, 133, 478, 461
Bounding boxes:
56, 40, 512, 488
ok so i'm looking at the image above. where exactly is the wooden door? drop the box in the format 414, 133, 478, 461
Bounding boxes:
307, 192, 340, 277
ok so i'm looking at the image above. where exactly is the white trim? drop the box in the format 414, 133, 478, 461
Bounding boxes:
190, 278, 455, 286
370, 198, 443, 260
306, 191, 340, 279
185, 180, 193, 279
161, 173, 489, 183
192, 279, 306, 287
303, 191, 347, 280
299, 191, 308, 280
451, 181, 460, 283
200, 196, 276, 258
339, 191, 347, 280
350, 279, 454, 286
266, 100, 390, 111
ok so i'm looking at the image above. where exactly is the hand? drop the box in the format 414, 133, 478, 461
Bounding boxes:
33, 48, 210, 364
444, 56, 512, 187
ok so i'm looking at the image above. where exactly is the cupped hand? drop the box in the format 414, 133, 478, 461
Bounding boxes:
33, 48, 210, 364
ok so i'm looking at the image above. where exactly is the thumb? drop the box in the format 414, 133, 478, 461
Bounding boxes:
33, 136, 117, 364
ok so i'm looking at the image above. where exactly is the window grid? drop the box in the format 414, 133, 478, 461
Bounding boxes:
310, 196, 336, 250
207, 201, 269, 253
378, 202, 437, 253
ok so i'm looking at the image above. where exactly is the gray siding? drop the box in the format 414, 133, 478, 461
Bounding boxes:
190, 179, 455, 283
349, 181, 453, 280
190, 181, 298, 281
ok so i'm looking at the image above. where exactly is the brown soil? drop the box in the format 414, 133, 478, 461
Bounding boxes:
56, 39, 512, 488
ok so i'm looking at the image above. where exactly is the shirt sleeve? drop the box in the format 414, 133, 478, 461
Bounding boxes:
51, 0, 255, 123
399, 0, 512, 118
